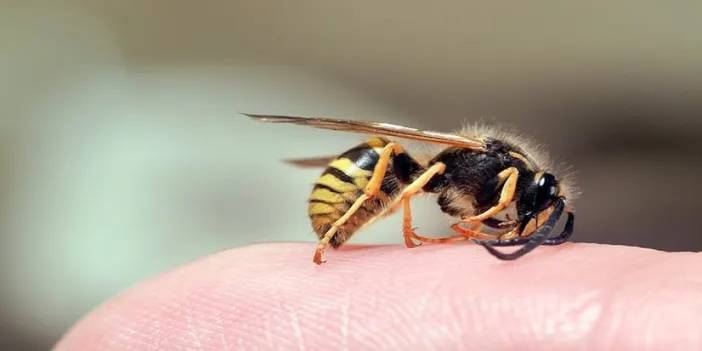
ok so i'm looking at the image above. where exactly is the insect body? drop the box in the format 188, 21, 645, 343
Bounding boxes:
246, 114, 575, 264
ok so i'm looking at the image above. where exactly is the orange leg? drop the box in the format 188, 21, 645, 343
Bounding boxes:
450, 222, 499, 240
313, 142, 403, 264
394, 162, 469, 246
466, 167, 519, 223
401, 195, 468, 247
466, 204, 556, 248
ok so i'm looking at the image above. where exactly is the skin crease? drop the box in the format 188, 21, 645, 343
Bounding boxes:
56, 243, 702, 351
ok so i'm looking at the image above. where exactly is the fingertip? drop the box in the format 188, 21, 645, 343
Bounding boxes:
57, 242, 702, 350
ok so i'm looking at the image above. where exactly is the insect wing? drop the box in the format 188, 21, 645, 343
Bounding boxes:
283, 156, 337, 168
244, 114, 485, 150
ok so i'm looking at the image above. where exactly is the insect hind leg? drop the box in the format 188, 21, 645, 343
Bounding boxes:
313, 193, 371, 264
313, 142, 404, 264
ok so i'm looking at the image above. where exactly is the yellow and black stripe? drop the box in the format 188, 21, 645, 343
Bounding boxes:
308, 137, 401, 247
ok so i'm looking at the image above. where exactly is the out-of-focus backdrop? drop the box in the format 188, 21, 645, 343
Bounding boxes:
2, 1, 701, 349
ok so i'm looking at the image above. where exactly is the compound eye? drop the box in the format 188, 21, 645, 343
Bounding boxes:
536, 173, 559, 211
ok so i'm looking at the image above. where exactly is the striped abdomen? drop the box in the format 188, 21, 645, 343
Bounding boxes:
308, 138, 401, 248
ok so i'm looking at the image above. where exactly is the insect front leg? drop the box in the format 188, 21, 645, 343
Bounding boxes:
474, 198, 567, 260
465, 167, 519, 223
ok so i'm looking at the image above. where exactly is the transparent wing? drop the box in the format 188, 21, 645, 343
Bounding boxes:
244, 113, 485, 150
283, 156, 336, 168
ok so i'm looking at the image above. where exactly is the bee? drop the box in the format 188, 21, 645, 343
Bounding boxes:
245, 114, 575, 264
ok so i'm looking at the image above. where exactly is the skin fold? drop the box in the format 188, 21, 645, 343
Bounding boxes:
56, 242, 702, 350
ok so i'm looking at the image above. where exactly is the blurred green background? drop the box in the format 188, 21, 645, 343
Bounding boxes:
2, 1, 701, 349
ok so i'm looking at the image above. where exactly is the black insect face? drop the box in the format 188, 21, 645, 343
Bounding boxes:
516, 172, 561, 233
535, 173, 560, 212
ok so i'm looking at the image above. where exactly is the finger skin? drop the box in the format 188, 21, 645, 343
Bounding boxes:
56, 243, 702, 350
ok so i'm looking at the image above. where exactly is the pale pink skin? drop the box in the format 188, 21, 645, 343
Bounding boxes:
57, 243, 702, 350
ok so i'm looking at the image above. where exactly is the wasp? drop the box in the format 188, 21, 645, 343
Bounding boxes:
245, 114, 575, 264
